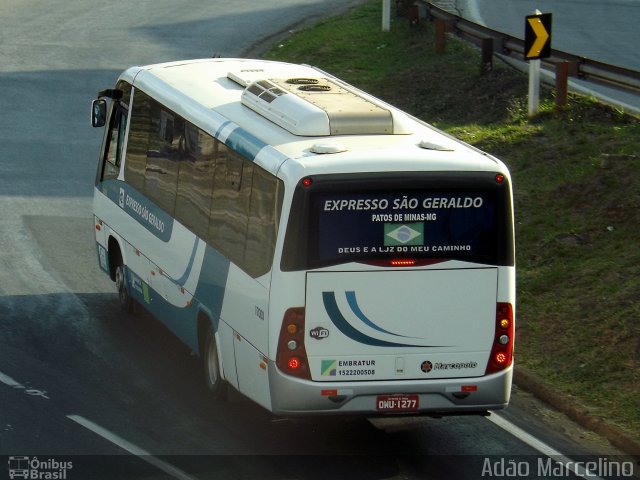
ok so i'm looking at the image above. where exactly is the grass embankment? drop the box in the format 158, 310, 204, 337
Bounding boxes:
263, 0, 640, 443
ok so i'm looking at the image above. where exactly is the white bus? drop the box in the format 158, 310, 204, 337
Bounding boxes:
91, 58, 515, 415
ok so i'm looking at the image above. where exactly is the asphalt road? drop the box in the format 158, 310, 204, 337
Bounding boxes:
459, 0, 639, 70
456, 0, 640, 112
0, 1, 635, 478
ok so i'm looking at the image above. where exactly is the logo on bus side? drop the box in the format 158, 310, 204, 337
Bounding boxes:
421, 360, 433, 373
310, 326, 329, 340
420, 359, 478, 373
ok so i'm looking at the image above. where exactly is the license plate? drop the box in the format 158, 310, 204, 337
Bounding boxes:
376, 394, 419, 412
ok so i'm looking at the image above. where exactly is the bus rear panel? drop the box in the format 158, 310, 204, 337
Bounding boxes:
269, 171, 514, 415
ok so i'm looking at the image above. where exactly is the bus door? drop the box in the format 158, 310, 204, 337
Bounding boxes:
95, 89, 129, 184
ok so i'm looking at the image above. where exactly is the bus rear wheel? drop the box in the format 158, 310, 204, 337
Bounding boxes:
203, 327, 227, 401
115, 264, 135, 314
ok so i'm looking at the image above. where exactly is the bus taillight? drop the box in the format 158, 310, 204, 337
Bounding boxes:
288, 357, 302, 370
276, 307, 311, 379
390, 259, 416, 267
485, 303, 514, 375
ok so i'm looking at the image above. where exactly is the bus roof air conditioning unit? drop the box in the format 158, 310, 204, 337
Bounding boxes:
232, 75, 398, 136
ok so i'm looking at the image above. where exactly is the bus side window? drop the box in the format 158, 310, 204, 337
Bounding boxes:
143, 104, 181, 215
209, 148, 252, 267
102, 106, 128, 181
175, 124, 216, 240
245, 166, 283, 277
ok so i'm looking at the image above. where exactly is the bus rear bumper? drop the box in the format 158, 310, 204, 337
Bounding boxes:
268, 362, 512, 416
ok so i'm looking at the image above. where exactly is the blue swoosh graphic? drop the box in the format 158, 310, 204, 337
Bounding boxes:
322, 292, 438, 348
174, 237, 200, 286
345, 291, 410, 338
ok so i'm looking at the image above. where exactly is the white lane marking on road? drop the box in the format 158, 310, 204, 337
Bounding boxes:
0, 370, 50, 399
488, 413, 605, 480
67, 415, 198, 480
0, 371, 22, 387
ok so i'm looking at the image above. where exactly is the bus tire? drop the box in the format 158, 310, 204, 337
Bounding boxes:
115, 264, 136, 315
203, 327, 227, 401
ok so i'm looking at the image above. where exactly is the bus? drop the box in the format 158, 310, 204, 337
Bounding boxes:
91, 58, 515, 415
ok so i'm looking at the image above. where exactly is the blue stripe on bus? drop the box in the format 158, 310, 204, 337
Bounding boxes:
322, 292, 435, 348
193, 245, 231, 331
126, 245, 231, 353
214, 120, 233, 138
100, 180, 173, 242
224, 127, 268, 161
174, 237, 200, 286
100, 179, 233, 352
345, 291, 412, 338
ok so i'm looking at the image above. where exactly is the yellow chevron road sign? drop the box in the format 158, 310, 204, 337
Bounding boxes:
524, 13, 552, 60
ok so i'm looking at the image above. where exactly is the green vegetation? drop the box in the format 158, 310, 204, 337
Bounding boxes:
264, 0, 640, 441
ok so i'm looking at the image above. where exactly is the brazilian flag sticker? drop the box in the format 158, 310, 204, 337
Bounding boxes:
384, 223, 424, 246
321, 360, 337, 376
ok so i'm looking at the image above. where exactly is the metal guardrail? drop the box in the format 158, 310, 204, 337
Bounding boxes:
411, 1, 640, 96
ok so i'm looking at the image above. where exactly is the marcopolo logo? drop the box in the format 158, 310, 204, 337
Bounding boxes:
420, 360, 478, 373
8, 456, 73, 479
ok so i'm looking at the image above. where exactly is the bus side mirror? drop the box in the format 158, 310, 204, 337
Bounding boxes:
91, 99, 107, 128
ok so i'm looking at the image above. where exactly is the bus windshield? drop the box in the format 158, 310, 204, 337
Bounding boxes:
281, 171, 514, 270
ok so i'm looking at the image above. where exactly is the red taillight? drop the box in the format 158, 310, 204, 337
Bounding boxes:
288, 357, 302, 370
276, 307, 311, 379
362, 258, 446, 268
390, 259, 416, 267
494, 352, 508, 364
485, 302, 514, 374
302, 177, 313, 187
